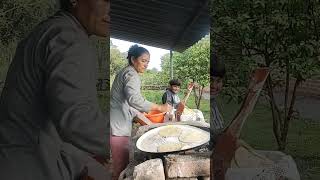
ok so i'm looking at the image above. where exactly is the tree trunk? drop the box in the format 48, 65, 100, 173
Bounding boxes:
193, 87, 199, 107
266, 76, 281, 148
265, 55, 283, 150
196, 86, 204, 109
280, 78, 301, 150
278, 141, 287, 151
284, 58, 290, 126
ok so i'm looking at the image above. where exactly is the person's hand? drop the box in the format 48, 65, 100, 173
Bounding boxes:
159, 103, 172, 112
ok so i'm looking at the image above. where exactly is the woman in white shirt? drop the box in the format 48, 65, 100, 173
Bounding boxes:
110, 44, 172, 179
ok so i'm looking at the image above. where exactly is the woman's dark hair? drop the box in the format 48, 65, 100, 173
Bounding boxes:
59, 0, 72, 11
210, 53, 226, 78
169, 79, 181, 86
127, 44, 149, 65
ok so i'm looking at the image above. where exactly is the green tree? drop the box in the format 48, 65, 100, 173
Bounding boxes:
211, 0, 320, 150
161, 36, 210, 109
0, 0, 55, 91
110, 42, 126, 77
141, 69, 168, 87
176, 36, 210, 109
160, 52, 180, 81
91, 37, 109, 79
0, 0, 55, 44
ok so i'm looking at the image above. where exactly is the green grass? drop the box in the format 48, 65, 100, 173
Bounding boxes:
216, 96, 320, 180
141, 90, 210, 121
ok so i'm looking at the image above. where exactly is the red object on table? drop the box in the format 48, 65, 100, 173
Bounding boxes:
143, 110, 165, 123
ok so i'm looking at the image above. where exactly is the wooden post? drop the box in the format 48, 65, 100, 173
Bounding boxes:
170, 49, 173, 79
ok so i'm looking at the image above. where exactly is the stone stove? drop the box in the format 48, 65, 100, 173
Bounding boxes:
119, 121, 211, 180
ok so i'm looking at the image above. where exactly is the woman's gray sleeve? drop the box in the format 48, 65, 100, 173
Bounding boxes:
123, 71, 152, 112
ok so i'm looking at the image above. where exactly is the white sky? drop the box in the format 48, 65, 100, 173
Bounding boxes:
111, 38, 169, 71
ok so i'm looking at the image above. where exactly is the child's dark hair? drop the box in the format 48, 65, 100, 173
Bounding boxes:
210, 53, 226, 78
59, 0, 72, 11
127, 44, 149, 65
169, 79, 181, 86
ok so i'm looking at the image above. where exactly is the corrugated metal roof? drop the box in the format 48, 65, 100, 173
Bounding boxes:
110, 0, 209, 52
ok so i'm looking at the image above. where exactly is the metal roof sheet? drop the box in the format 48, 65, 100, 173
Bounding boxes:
110, 0, 209, 52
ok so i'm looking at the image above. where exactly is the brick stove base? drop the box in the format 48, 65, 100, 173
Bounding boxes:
119, 121, 211, 180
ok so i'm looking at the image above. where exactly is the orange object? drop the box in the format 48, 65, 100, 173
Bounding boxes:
143, 110, 166, 123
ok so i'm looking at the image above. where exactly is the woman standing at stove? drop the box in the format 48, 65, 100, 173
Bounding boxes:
110, 44, 172, 179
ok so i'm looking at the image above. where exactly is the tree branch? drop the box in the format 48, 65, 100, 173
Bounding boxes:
213, 31, 265, 54
282, 78, 301, 140
0, 1, 41, 17
266, 76, 281, 147
197, 86, 204, 109
284, 58, 290, 124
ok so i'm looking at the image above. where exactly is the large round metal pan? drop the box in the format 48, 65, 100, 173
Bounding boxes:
136, 124, 210, 153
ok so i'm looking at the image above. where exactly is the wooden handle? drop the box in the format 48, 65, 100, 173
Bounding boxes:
182, 82, 194, 104
176, 82, 194, 121
226, 68, 270, 138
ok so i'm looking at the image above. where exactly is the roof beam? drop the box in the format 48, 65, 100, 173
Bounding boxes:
110, 17, 179, 34
111, 11, 185, 27
113, 0, 194, 11
111, 26, 174, 41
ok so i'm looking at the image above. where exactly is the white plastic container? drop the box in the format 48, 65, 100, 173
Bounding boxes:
226, 151, 300, 180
